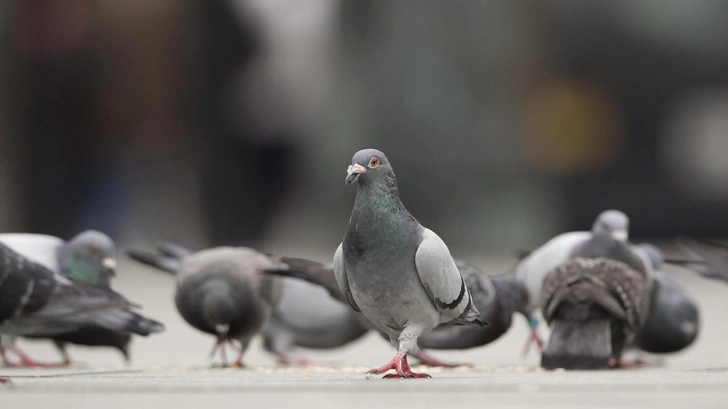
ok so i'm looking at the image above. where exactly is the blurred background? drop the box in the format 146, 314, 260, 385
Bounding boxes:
1, 0, 728, 371
1, 0, 728, 254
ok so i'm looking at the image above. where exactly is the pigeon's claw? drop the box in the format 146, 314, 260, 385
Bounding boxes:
368, 350, 431, 379
3, 348, 68, 368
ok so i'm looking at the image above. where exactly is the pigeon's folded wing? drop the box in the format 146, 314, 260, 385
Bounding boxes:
333, 243, 360, 312
415, 229, 468, 313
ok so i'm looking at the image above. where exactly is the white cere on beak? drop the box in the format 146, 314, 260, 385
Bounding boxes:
611, 229, 628, 241
102, 257, 117, 270
347, 163, 367, 175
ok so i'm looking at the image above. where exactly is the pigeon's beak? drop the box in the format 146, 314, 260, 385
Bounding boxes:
345, 164, 366, 185
611, 229, 628, 241
215, 323, 230, 338
102, 257, 117, 277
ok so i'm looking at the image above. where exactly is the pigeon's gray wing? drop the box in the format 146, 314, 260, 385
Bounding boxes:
0, 233, 64, 271
514, 231, 591, 307
264, 278, 368, 351
126, 248, 180, 274
414, 229, 470, 319
333, 243, 360, 312
673, 237, 728, 282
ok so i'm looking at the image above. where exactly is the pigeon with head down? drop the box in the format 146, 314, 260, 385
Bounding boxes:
336, 148, 485, 379
539, 211, 653, 369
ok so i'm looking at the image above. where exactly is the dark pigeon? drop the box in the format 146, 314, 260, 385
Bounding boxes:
0, 241, 164, 381
0, 231, 161, 367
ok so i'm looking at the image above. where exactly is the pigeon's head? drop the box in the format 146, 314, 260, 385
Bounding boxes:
591, 210, 629, 241
345, 148, 393, 185
493, 274, 533, 321
61, 230, 117, 285
638, 243, 664, 270
200, 280, 237, 338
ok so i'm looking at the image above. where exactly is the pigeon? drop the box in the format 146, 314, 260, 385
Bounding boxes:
667, 237, 728, 283
539, 217, 653, 370
337, 149, 485, 378
260, 257, 369, 365
0, 240, 164, 381
127, 245, 284, 367
630, 243, 699, 354
128, 245, 370, 365
514, 210, 637, 308
0, 231, 157, 366
266, 257, 536, 366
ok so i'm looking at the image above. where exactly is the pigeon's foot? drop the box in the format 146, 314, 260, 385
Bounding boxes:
412, 351, 470, 368
276, 352, 321, 367
368, 350, 432, 379
0, 377, 12, 387
522, 328, 545, 357
608, 357, 647, 369
3, 348, 67, 368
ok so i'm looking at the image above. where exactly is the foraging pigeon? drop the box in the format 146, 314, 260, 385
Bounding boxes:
128, 245, 370, 365
630, 243, 699, 354
540, 221, 653, 369
337, 149, 485, 378
127, 245, 284, 367
668, 237, 728, 283
0, 242, 164, 370
0, 231, 158, 366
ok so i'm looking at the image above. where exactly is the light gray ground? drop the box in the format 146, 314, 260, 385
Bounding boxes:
2, 254, 727, 408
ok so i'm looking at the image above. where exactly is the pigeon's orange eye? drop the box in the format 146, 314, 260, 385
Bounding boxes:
369, 157, 379, 168
89, 246, 99, 255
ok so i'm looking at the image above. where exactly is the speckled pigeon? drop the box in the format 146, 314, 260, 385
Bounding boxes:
539, 218, 653, 370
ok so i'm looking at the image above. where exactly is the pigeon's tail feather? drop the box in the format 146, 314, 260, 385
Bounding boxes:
126, 249, 180, 274
156, 242, 193, 259
267, 257, 345, 303
86, 310, 165, 336
541, 318, 611, 370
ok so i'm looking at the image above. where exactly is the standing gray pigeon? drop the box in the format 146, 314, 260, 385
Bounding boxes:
337, 149, 485, 378
128, 245, 370, 365
0, 241, 164, 383
0, 231, 154, 367
540, 218, 653, 369
127, 245, 284, 367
